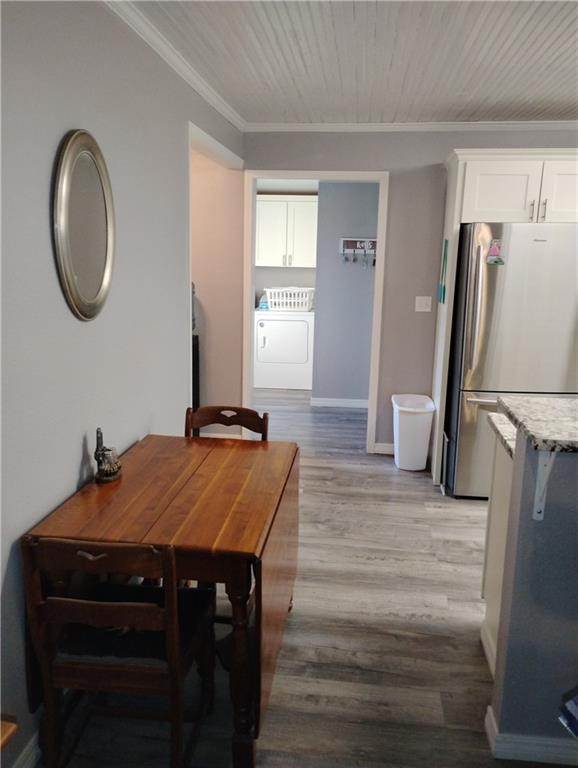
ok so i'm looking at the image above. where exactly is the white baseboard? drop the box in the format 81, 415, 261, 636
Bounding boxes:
309, 397, 368, 409
12, 732, 40, 768
480, 621, 496, 678
373, 442, 394, 455
485, 707, 578, 765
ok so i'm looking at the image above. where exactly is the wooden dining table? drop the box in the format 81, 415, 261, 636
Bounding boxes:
25, 434, 300, 768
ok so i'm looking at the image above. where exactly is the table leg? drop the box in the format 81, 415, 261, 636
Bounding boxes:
226, 568, 255, 768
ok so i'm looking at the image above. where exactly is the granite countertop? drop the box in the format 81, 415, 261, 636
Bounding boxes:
498, 396, 578, 453
487, 412, 517, 459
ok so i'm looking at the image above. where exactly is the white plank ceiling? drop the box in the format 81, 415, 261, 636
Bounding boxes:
133, 1, 578, 126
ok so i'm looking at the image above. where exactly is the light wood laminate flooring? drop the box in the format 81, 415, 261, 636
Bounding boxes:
66, 390, 553, 768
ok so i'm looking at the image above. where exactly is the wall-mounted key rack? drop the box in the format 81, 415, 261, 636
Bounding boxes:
339, 238, 376, 267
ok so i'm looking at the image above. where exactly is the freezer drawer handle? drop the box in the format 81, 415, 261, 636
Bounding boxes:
465, 396, 498, 407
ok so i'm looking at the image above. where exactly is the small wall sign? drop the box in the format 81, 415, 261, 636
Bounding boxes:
339, 238, 376, 267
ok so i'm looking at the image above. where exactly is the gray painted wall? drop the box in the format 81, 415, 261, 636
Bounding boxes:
1, 3, 242, 763
312, 183, 378, 401
244, 129, 578, 444
492, 436, 578, 740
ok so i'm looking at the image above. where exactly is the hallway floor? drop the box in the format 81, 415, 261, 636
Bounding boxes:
67, 391, 550, 767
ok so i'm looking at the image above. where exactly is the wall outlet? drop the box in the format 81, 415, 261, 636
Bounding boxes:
415, 296, 432, 312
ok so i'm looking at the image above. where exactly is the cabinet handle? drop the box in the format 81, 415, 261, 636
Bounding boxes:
260, 335, 267, 349
541, 198, 548, 221
282, 254, 287, 266
288, 254, 293, 266
529, 199, 535, 221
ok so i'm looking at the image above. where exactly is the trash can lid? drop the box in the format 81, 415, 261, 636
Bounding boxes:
391, 394, 435, 413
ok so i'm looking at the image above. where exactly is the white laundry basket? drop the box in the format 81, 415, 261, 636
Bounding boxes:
265, 287, 315, 311
391, 395, 435, 471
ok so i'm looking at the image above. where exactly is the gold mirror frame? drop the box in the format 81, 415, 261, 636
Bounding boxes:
52, 130, 115, 320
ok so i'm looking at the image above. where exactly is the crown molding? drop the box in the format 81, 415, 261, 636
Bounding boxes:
451, 147, 578, 158
105, 1, 247, 132
244, 120, 578, 134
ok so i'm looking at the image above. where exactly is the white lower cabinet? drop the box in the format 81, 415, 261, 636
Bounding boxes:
481, 438, 513, 677
254, 311, 314, 390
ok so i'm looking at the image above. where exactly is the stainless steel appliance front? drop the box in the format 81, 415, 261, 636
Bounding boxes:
453, 392, 499, 497
461, 223, 578, 394
444, 221, 578, 498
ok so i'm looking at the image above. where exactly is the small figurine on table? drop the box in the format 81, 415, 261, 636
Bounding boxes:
94, 427, 122, 484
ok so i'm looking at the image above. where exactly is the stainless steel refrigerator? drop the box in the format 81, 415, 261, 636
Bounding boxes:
443, 222, 577, 498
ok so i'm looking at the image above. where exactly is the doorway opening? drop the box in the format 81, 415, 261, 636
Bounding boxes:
243, 171, 389, 453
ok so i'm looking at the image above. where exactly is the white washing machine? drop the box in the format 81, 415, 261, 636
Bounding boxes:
254, 311, 315, 389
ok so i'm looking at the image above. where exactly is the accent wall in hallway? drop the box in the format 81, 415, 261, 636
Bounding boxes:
312, 182, 379, 403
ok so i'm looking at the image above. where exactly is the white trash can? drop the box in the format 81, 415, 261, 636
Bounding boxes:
391, 394, 435, 471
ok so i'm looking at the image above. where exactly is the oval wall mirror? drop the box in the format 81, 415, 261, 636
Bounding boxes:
52, 130, 115, 320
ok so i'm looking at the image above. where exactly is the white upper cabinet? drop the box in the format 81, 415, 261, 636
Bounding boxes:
255, 195, 318, 267
461, 155, 578, 224
256, 199, 287, 266
538, 160, 578, 222
462, 160, 544, 223
287, 200, 318, 267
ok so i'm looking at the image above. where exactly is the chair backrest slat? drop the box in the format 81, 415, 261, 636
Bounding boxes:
32, 539, 164, 580
185, 405, 269, 441
22, 537, 178, 645
41, 597, 165, 631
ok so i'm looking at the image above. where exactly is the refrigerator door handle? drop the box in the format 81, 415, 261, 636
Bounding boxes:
467, 244, 484, 373
464, 395, 498, 407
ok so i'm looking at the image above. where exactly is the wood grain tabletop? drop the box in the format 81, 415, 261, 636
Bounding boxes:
30, 435, 299, 559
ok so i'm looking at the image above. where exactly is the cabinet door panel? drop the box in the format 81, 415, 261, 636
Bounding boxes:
256, 200, 288, 266
539, 160, 578, 222
288, 200, 318, 267
481, 439, 513, 677
462, 160, 543, 222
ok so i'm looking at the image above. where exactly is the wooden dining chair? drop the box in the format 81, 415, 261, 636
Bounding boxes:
184, 406, 267, 637
184, 405, 269, 440
21, 537, 215, 768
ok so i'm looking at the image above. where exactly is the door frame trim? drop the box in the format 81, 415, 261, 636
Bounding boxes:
243, 170, 390, 453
